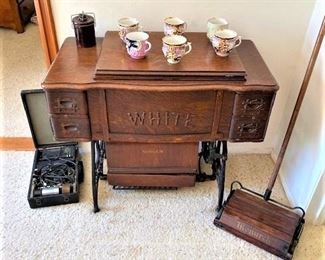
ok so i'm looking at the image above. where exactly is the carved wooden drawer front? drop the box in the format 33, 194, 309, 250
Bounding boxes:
106, 90, 216, 136
233, 92, 274, 117
46, 91, 88, 115
50, 115, 91, 140
229, 117, 267, 141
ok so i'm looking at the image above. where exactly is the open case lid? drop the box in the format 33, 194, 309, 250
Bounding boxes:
21, 89, 76, 148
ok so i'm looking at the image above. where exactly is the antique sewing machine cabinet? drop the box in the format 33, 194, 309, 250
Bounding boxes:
42, 32, 278, 212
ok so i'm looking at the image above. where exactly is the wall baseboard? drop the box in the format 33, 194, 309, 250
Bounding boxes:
0, 137, 34, 151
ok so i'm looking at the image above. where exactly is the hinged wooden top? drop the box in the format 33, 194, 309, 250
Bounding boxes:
42, 34, 278, 92
94, 31, 246, 81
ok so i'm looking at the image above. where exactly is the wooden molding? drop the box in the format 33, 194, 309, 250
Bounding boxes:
34, 0, 58, 68
0, 137, 34, 151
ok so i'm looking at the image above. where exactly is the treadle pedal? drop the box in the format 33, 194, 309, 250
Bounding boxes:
112, 185, 177, 190
99, 174, 107, 180
196, 172, 216, 182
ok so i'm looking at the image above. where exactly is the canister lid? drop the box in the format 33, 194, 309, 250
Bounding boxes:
72, 12, 95, 26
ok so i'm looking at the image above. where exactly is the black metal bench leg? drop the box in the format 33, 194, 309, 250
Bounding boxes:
213, 141, 228, 213
91, 141, 100, 213
197, 140, 228, 212
91, 140, 106, 213
197, 141, 217, 182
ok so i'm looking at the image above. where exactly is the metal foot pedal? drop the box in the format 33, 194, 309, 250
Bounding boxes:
113, 185, 177, 190
214, 182, 305, 260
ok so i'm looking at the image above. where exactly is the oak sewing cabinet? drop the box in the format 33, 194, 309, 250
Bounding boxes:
42, 32, 278, 212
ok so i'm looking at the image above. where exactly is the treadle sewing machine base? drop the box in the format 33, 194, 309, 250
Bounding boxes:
91, 140, 228, 213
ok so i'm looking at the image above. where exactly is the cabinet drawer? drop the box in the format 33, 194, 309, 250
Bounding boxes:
50, 115, 91, 141
107, 143, 198, 170
46, 91, 88, 115
233, 92, 274, 117
230, 117, 267, 142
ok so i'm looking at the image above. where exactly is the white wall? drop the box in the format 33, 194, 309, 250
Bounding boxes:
273, 1, 324, 224
50, 0, 316, 154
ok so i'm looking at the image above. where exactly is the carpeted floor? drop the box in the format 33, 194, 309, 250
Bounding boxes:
0, 24, 46, 137
0, 151, 323, 259
0, 23, 324, 260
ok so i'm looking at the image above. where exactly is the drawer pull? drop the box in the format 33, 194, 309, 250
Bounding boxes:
63, 124, 79, 132
60, 100, 74, 108
242, 98, 265, 112
56, 99, 78, 112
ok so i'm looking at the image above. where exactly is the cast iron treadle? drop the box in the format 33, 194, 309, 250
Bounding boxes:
91, 140, 106, 213
197, 141, 228, 212
113, 186, 177, 190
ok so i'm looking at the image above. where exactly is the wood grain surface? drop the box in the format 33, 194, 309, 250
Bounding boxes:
106, 89, 216, 135
107, 142, 197, 170
42, 34, 278, 91
0, 137, 34, 151
95, 31, 246, 80
215, 189, 302, 259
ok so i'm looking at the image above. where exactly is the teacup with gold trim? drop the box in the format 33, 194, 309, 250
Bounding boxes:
211, 29, 241, 57
118, 17, 141, 42
162, 35, 192, 64
164, 17, 187, 35
207, 17, 228, 41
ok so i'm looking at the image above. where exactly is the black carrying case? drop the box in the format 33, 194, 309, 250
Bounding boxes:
21, 89, 84, 208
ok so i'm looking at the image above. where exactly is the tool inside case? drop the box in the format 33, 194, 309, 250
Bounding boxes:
21, 89, 83, 208
32, 146, 78, 197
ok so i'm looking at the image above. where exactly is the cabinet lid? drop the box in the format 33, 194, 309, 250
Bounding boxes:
21, 89, 76, 148
94, 31, 247, 81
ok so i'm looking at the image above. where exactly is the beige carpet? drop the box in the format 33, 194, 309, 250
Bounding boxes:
0, 151, 323, 259
0, 24, 46, 137
0, 24, 324, 260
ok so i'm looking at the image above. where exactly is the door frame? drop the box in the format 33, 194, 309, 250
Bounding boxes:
34, 0, 58, 67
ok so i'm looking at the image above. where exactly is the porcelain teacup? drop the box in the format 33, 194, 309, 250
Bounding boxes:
207, 17, 228, 41
125, 31, 152, 59
162, 35, 192, 64
211, 29, 241, 57
164, 17, 187, 35
118, 17, 141, 42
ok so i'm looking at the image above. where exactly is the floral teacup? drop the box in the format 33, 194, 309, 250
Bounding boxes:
162, 35, 192, 64
125, 31, 152, 59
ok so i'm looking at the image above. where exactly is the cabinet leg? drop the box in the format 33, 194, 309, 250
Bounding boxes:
197, 141, 228, 212
197, 141, 217, 182
91, 140, 106, 213
213, 141, 228, 212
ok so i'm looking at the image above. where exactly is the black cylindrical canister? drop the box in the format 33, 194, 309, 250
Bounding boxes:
71, 12, 96, 48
